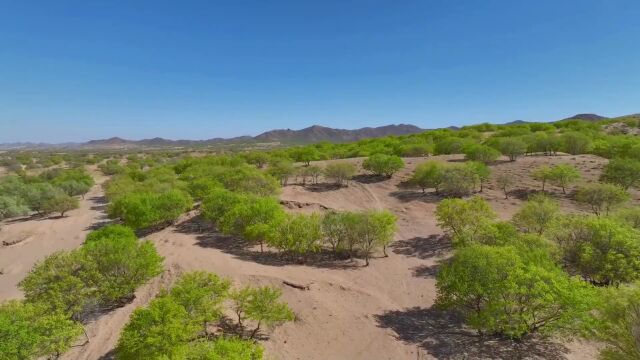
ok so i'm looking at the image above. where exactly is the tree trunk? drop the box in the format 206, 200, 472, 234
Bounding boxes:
250, 321, 261, 339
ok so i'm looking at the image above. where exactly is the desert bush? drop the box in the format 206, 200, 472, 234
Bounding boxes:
20, 228, 163, 318
186, 337, 264, 359
108, 189, 192, 230
408, 161, 444, 193
464, 144, 500, 163
353, 210, 397, 265
117, 295, 199, 359
560, 131, 593, 155
512, 194, 560, 234
439, 164, 478, 197
0, 195, 29, 220
42, 192, 79, 216
362, 154, 404, 177
397, 142, 433, 157
85, 224, 137, 243
466, 161, 490, 192
575, 183, 630, 215
244, 151, 270, 168
601, 158, 640, 190
548, 216, 640, 286
98, 159, 125, 175
201, 189, 247, 224
496, 173, 514, 199
531, 165, 552, 191
117, 272, 289, 359
584, 283, 640, 360
80, 231, 163, 305
290, 147, 320, 166
231, 286, 295, 339
270, 213, 323, 256
435, 196, 496, 245
613, 206, 640, 230
324, 162, 356, 186
498, 138, 527, 161
219, 196, 286, 253
547, 164, 581, 193
436, 244, 595, 339
0, 300, 83, 359
266, 160, 295, 186
169, 271, 231, 333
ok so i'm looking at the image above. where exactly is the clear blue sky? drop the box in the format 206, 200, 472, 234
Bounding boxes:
1, 0, 639, 143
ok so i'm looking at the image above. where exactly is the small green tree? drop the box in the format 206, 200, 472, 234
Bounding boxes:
512, 194, 559, 234
466, 161, 491, 192
201, 189, 246, 224
267, 160, 295, 186
186, 337, 264, 359
0, 300, 83, 359
601, 158, 640, 190
42, 192, 79, 217
613, 206, 640, 230
548, 164, 581, 194
362, 154, 405, 177
584, 284, 640, 360
575, 183, 630, 215
496, 173, 514, 199
81, 234, 163, 305
169, 271, 231, 334
409, 161, 444, 193
324, 162, 356, 186
19, 251, 95, 319
435, 196, 496, 245
464, 144, 500, 164
0, 195, 29, 220
290, 147, 320, 166
499, 138, 527, 161
356, 210, 397, 265
116, 296, 199, 360
548, 216, 640, 286
436, 244, 595, 339
531, 165, 552, 191
439, 165, 478, 197
245, 286, 295, 339
270, 213, 323, 257
560, 131, 592, 155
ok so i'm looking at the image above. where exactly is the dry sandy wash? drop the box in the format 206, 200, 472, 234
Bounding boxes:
2, 155, 632, 359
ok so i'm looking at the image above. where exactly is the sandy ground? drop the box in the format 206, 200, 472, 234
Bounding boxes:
3, 155, 629, 359
0, 172, 109, 299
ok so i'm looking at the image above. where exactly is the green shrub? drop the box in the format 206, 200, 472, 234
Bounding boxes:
362, 154, 404, 177
601, 158, 640, 190
575, 183, 630, 215
436, 244, 595, 339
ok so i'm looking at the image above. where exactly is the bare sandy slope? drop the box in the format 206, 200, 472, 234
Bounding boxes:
0, 173, 109, 300
58, 154, 623, 360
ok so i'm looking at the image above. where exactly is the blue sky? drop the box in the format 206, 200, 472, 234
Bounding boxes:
1, 0, 639, 143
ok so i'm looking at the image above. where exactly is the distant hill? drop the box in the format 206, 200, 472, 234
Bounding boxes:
2, 114, 639, 150
254, 124, 424, 144
562, 113, 609, 121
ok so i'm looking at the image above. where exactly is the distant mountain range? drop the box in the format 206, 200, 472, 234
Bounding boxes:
0, 124, 425, 150
2, 113, 637, 150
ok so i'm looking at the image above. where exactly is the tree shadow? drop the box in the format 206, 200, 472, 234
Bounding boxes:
303, 183, 344, 192
175, 216, 361, 270
411, 263, 442, 278
352, 174, 388, 184
389, 190, 442, 204
510, 188, 540, 201
390, 235, 451, 260
374, 306, 570, 360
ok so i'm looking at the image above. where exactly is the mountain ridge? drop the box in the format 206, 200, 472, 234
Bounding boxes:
2, 113, 637, 150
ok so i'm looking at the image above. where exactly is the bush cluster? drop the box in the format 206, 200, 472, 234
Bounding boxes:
116, 271, 293, 359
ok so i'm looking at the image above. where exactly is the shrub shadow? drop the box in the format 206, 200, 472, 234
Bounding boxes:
176, 216, 360, 270
411, 263, 442, 278
389, 190, 442, 204
390, 235, 451, 260
352, 174, 389, 184
303, 183, 344, 192
374, 306, 570, 360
